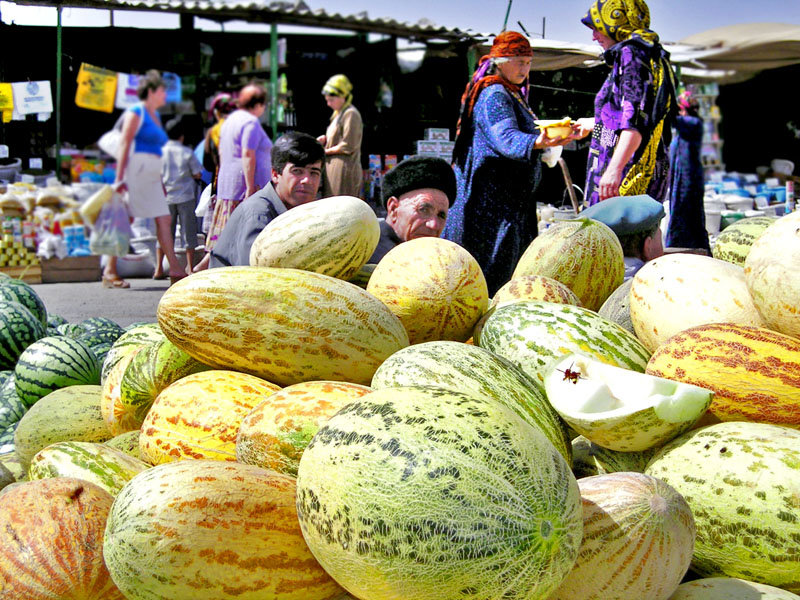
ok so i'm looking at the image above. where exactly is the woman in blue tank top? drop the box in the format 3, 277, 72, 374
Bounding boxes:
104, 70, 188, 288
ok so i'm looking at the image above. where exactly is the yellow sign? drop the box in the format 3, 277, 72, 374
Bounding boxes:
0, 83, 13, 123
75, 63, 117, 113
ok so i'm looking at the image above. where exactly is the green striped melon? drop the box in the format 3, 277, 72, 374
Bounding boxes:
0, 477, 124, 599
0, 370, 11, 387
28, 440, 149, 496
77, 316, 126, 348
296, 386, 583, 600
550, 472, 695, 600
46, 313, 68, 332
645, 422, 800, 591
669, 577, 800, 599
630, 253, 765, 353
512, 218, 624, 310
371, 340, 572, 464
14, 336, 100, 407
158, 267, 409, 386
100, 323, 165, 385
88, 340, 114, 368
366, 237, 489, 344
0, 278, 46, 326
118, 339, 209, 429
101, 349, 143, 436
104, 430, 142, 460
13, 385, 111, 467
56, 322, 86, 339
250, 195, 380, 280
598, 279, 634, 334
571, 435, 657, 479
0, 424, 15, 455
104, 460, 344, 600
236, 380, 372, 477
0, 374, 26, 432
477, 300, 651, 384
745, 211, 800, 338
347, 262, 376, 289
712, 216, 777, 267
0, 300, 46, 369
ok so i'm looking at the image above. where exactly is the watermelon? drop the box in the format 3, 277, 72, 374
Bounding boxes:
745, 211, 800, 338
370, 340, 572, 464
0, 477, 124, 599
512, 218, 624, 310
630, 253, 765, 352
0, 375, 26, 432
77, 316, 126, 347
0, 300, 46, 369
157, 267, 409, 386
366, 237, 489, 344
28, 440, 150, 496
88, 340, 114, 367
236, 380, 373, 477
56, 322, 86, 339
14, 385, 111, 467
712, 216, 777, 267
0, 278, 46, 326
104, 460, 343, 600
296, 386, 583, 600
550, 472, 695, 600
46, 313, 69, 331
0, 424, 15, 455
571, 435, 657, 479
100, 322, 165, 384
14, 336, 101, 407
598, 278, 634, 334
0, 370, 11, 387
478, 300, 651, 383
645, 422, 800, 591
249, 195, 380, 280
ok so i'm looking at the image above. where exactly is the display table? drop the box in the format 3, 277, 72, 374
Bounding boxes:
0, 263, 42, 284
40, 255, 101, 283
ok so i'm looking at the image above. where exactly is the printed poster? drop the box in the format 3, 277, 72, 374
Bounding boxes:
75, 63, 117, 113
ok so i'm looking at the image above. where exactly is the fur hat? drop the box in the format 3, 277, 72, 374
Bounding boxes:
382, 156, 457, 207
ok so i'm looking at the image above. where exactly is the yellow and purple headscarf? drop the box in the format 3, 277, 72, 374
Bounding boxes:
581, 0, 659, 45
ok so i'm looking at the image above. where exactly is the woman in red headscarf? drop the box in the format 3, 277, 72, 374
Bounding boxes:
443, 31, 570, 295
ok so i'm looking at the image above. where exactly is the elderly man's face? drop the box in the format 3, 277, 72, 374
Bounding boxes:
386, 188, 449, 241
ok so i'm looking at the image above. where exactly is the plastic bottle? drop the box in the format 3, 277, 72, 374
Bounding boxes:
785, 180, 796, 214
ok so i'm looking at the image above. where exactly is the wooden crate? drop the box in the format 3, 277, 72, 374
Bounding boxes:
0, 263, 43, 284
40, 256, 102, 284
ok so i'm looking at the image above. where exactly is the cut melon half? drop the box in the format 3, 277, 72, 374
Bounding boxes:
544, 353, 712, 451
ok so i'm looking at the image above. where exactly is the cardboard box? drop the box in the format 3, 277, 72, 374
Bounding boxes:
425, 128, 450, 141
41, 255, 102, 284
415, 141, 441, 154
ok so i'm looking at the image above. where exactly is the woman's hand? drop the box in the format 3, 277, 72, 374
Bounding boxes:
114, 180, 128, 194
316, 134, 327, 146
598, 165, 624, 200
570, 117, 594, 140
534, 130, 570, 150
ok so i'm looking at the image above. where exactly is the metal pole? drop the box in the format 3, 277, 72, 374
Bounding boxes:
269, 22, 278, 137
502, 0, 513, 32
56, 5, 62, 182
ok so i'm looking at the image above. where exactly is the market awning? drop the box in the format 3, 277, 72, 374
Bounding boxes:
9, 0, 484, 42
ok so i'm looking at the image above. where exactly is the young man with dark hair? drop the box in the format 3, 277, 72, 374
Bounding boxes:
209, 131, 325, 267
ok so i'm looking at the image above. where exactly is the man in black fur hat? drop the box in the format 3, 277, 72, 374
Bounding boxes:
368, 155, 457, 263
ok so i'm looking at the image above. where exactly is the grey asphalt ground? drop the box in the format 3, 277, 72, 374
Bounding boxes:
31, 277, 171, 328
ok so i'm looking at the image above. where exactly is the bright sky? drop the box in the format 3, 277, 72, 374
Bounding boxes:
1, 0, 799, 43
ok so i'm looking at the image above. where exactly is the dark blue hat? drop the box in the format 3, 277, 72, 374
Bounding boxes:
579, 195, 665, 236
382, 155, 457, 207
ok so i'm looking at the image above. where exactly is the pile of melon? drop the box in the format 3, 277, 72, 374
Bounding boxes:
1, 208, 799, 600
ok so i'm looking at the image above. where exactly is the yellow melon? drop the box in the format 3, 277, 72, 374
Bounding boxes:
491, 275, 582, 309
366, 237, 489, 345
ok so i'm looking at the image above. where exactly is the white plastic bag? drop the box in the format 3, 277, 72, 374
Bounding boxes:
89, 192, 132, 257
195, 183, 212, 217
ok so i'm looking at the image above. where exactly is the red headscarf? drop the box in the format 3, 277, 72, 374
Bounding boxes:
454, 32, 534, 166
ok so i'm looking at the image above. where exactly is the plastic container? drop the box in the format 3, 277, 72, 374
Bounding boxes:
704, 209, 722, 235
0, 158, 22, 183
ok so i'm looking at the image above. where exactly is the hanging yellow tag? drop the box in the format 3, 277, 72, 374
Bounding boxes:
0, 83, 13, 122
75, 63, 117, 113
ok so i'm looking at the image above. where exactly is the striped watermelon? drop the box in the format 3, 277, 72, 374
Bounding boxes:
669, 577, 800, 599
745, 211, 800, 338
366, 237, 489, 344
88, 340, 114, 368
478, 300, 651, 383
296, 386, 583, 600
0, 477, 124, 599
249, 195, 380, 280
0, 278, 46, 326
371, 340, 572, 464
598, 279, 634, 334
645, 422, 800, 591
139, 370, 281, 465
14, 336, 100, 407
104, 430, 142, 460
512, 218, 624, 310
77, 317, 126, 348
118, 339, 209, 428
550, 472, 695, 600
0, 374, 26, 432
712, 216, 777, 267
0, 300, 46, 369
571, 435, 657, 479
101, 349, 143, 436
28, 440, 149, 496
14, 385, 111, 467
100, 323, 165, 385
56, 322, 86, 339
104, 460, 344, 600
0, 424, 15, 455
46, 313, 69, 333
158, 267, 409, 386
630, 253, 765, 352
646, 323, 800, 428
492, 274, 582, 309
0, 370, 11, 387
236, 380, 372, 476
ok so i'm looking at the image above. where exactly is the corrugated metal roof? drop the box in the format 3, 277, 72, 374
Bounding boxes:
11, 0, 484, 41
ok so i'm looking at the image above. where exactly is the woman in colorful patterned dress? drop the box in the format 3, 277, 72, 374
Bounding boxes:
572, 0, 678, 206
442, 31, 570, 295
